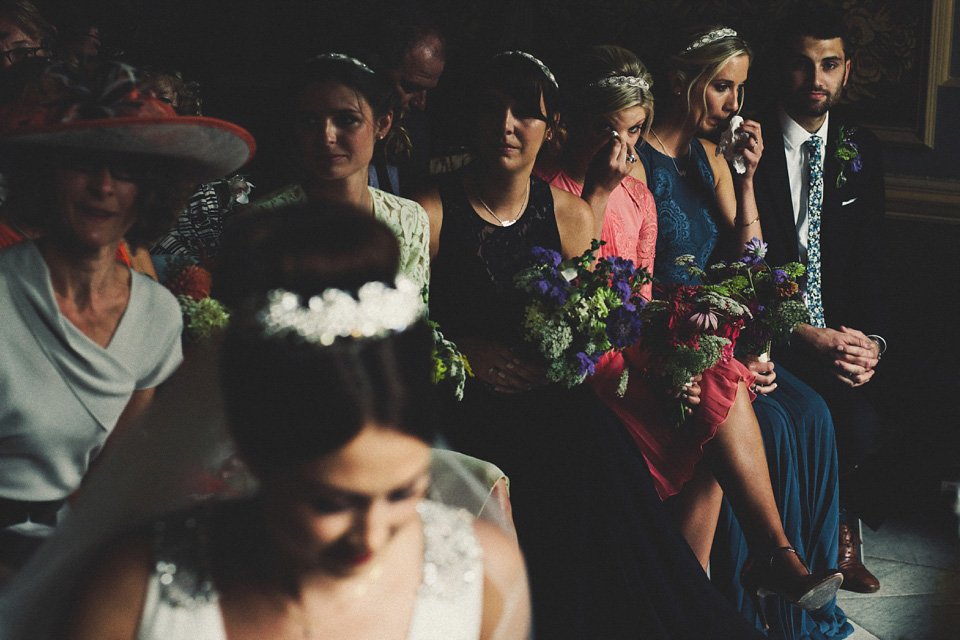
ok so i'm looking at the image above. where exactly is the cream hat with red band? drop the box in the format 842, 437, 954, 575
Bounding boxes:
0, 62, 255, 182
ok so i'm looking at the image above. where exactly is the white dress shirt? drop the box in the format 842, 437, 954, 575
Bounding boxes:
779, 108, 829, 263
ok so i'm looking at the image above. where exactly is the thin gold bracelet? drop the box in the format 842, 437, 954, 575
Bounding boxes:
737, 215, 759, 227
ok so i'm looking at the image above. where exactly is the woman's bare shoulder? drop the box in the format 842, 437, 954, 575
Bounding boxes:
65, 532, 152, 640
409, 178, 446, 259
698, 137, 729, 185
628, 158, 648, 185
474, 520, 531, 640
551, 185, 595, 258
551, 185, 592, 223
409, 178, 444, 217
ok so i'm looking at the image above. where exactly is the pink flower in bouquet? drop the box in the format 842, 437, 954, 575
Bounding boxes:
688, 306, 719, 331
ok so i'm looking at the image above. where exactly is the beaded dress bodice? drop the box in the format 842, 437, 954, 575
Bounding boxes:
136, 500, 483, 640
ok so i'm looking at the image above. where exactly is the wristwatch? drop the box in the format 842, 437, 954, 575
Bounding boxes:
867, 334, 887, 359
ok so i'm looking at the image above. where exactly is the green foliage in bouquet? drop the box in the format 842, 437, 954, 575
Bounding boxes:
177, 295, 230, 345
429, 321, 472, 401
676, 238, 810, 356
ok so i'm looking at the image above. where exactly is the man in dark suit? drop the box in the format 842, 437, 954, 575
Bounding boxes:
753, 4, 887, 593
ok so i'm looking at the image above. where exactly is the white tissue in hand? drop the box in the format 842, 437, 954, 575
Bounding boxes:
716, 115, 749, 175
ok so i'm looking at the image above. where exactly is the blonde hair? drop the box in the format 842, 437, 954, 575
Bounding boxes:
668, 26, 752, 125
565, 45, 655, 135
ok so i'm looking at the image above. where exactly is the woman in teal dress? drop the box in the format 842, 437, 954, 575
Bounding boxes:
638, 26, 852, 639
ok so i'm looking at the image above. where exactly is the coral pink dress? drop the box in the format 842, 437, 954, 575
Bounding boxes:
540, 168, 756, 499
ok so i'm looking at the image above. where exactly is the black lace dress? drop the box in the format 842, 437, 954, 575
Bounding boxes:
429, 170, 764, 639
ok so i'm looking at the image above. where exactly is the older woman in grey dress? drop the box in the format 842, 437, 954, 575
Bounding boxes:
0, 61, 253, 575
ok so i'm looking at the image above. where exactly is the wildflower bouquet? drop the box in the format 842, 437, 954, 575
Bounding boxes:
676, 238, 810, 356
162, 256, 230, 346
639, 284, 751, 425
514, 240, 650, 389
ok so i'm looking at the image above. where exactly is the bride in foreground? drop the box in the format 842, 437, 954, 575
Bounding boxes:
62, 208, 530, 640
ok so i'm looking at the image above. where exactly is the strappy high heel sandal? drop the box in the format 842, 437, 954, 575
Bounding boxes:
740, 546, 843, 630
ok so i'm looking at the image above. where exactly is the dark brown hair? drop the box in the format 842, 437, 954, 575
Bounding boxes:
216, 205, 435, 477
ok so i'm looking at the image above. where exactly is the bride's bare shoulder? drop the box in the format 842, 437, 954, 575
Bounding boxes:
65, 532, 152, 640
474, 520, 531, 640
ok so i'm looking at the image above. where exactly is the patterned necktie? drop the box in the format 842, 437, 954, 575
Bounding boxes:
805, 135, 826, 328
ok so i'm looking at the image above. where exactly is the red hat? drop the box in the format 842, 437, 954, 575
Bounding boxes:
0, 62, 255, 182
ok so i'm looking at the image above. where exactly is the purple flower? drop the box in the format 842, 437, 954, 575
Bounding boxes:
850, 154, 862, 173
610, 256, 636, 279
744, 319, 772, 346
575, 352, 597, 377
547, 284, 569, 305
741, 237, 767, 266
531, 246, 562, 268
772, 268, 787, 285
606, 305, 643, 348
611, 277, 633, 302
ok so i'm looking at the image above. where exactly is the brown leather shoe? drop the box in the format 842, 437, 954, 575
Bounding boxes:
838, 522, 880, 593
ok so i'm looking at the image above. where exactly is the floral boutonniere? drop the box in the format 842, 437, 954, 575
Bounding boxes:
834, 125, 861, 189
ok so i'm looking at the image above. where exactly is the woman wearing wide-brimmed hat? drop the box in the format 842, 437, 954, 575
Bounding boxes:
0, 61, 254, 575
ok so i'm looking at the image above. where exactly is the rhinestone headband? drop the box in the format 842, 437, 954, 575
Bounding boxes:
588, 75, 650, 91
494, 50, 559, 89
683, 28, 738, 53
256, 276, 423, 346
310, 52, 375, 75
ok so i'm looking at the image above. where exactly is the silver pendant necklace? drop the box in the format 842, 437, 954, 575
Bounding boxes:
652, 130, 689, 177
475, 179, 530, 227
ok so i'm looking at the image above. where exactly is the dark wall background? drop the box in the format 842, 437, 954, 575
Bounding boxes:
34, 1, 960, 172
34, 0, 960, 510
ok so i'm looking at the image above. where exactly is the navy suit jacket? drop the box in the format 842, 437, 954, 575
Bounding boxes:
754, 110, 888, 339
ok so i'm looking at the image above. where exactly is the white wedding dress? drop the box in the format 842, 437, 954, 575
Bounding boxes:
137, 500, 483, 640
0, 348, 518, 640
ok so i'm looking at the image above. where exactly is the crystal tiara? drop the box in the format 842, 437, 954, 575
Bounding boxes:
683, 28, 738, 53
309, 52, 375, 75
588, 75, 650, 91
494, 50, 559, 89
256, 276, 423, 346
